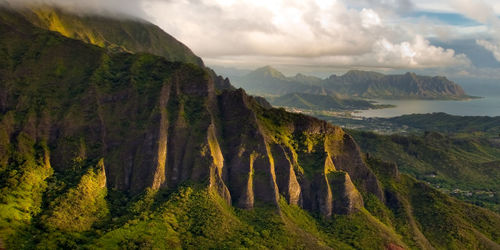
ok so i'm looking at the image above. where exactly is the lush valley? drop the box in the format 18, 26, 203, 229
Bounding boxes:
351, 130, 500, 213
0, 5, 499, 250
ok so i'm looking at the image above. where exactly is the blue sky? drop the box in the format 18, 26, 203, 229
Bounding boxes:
410, 11, 481, 26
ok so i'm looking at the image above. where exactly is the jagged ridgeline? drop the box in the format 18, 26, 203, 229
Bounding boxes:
233, 66, 471, 100
0, 6, 499, 250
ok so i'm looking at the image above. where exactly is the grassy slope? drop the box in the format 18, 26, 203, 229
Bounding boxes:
10, 175, 499, 249
367, 157, 500, 249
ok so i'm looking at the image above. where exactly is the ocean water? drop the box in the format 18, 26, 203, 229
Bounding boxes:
355, 95, 500, 118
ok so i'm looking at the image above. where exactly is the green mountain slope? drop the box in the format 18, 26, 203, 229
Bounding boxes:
0, 5, 499, 250
16, 6, 203, 66
9, 5, 237, 92
366, 157, 500, 249
351, 130, 500, 212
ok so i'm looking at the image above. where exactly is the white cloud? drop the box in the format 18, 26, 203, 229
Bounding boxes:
361, 8, 382, 28
141, 0, 469, 69
2, 0, 474, 71
477, 40, 500, 62
373, 35, 470, 67
450, 0, 500, 27
202, 35, 470, 70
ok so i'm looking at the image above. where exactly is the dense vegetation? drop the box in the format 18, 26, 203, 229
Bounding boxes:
0, 5, 499, 250
351, 130, 500, 212
386, 113, 500, 137
17, 6, 203, 66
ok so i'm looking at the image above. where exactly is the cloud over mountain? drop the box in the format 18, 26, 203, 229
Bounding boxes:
141, 0, 469, 69
5, 0, 500, 73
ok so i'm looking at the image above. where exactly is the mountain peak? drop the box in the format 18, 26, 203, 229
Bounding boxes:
248, 65, 286, 79
292, 73, 322, 85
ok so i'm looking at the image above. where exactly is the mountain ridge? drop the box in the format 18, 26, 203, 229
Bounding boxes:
231, 66, 471, 100
15, 5, 204, 66
0, 5, 499, 249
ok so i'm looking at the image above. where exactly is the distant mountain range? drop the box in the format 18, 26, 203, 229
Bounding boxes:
229, 66, 472, 100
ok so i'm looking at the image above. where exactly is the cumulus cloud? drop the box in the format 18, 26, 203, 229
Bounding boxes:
3, 0, 471, 70
205, 35, 470, 70
142, 0, 468, 69
373, 35, 470, 67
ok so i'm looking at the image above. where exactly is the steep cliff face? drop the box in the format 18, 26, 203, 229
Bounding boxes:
249, 105, 383, 216
0, 7, 383, 217
0, 8, 382, 219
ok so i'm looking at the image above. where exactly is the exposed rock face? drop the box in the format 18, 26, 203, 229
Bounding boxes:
218, 89, 280, 208
0, 8, 383, 217
271, 143, 301, 205
328, 171, 363, 214
327, 133, 384, 200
